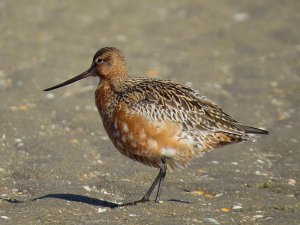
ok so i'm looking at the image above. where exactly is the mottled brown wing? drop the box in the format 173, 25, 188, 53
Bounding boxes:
121, 79, 245, 136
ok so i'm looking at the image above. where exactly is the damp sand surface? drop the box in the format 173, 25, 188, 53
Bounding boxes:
0, 1, 299, 224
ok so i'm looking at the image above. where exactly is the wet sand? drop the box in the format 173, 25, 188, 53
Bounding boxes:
0, 0, 299, 224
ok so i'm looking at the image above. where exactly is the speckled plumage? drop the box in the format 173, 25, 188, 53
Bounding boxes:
95, 76, 255, 170
45, 47, 268, 205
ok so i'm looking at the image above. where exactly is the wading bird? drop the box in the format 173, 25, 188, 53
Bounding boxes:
44, 47, 268, 206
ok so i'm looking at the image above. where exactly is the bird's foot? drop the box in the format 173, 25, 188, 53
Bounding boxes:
119, 197, 150, 207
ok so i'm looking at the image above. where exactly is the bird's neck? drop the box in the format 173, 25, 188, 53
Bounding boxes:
108, 73, 129, 92
95, 78, 127, 122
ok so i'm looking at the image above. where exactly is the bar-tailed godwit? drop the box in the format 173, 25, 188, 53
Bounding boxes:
44, 47, 268, 206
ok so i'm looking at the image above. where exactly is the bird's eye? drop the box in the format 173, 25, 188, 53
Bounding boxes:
95, 57, 103, 64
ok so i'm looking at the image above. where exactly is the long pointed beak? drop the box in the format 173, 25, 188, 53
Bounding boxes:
43, 67, 95, 91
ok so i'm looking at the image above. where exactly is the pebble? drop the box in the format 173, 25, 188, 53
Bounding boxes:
96, 159, 103, 164
256, 159, 264, 164
256, 171, 269, 176
15, 138, 22, 143
82, 185, 92, 192
288, 178, 296, 186
252, 214, 264, 219
255, 171, 261, 175
0, 216, 10, 220
100, 136, 108, 141
16, 142, 24, 148
204, 218, 219, 224
233, 12, 249, 22
97, 208, 107, 213
129, 213, 137, 218
15, 139, 24, 148
232, 205, 243, 210
214, 193, 223, 198
46, 93, 55, 99
100, 188, 110, 195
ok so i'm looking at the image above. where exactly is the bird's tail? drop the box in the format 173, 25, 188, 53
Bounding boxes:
241, 125, 269, 135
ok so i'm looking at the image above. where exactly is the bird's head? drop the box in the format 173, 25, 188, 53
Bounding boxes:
44, 47, 128, 91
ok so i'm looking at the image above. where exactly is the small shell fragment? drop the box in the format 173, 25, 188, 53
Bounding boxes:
221, 207, 231, 212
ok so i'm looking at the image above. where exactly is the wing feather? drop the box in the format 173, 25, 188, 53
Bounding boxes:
121, 79, 245, 136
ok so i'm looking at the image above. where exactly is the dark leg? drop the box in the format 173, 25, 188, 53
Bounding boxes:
120, 158, 167, 206
154, 157, 167, 203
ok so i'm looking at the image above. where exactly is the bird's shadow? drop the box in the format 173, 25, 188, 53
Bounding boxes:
2, 193, 191, 208
2, 193, 120, 209
32, 193, 120, 208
